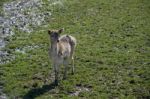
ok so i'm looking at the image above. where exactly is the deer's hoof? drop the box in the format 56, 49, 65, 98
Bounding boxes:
55, 80, 58, 86
71, 72, 74, 75
63, 76, 67, 80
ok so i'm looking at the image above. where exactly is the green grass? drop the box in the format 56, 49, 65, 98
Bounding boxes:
0, 0, 12, 14
1, 0, 150, 98
0, 0, 11, 6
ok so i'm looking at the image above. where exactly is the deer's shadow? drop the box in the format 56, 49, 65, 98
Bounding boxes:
23, 82, 56, 99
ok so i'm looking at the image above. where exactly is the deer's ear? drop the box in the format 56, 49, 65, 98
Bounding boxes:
58, 28, 64, 34
48, 30, 51, 35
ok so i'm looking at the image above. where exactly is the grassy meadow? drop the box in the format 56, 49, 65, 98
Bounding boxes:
0, 0, 150, 98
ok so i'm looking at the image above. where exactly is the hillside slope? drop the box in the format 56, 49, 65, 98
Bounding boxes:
0, 0, 150, 98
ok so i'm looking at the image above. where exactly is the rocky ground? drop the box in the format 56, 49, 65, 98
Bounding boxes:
0, 0, 53, 64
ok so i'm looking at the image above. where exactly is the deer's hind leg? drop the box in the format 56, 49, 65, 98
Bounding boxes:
70, 46, 75, 75
70, 56, 74, 75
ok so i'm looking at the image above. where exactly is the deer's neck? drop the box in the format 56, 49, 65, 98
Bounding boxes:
51, 41, 58, 53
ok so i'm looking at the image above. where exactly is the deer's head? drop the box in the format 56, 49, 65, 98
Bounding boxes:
48, 28, 64, 43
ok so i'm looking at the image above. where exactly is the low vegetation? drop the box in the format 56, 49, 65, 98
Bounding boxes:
0, 0, 150, 98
